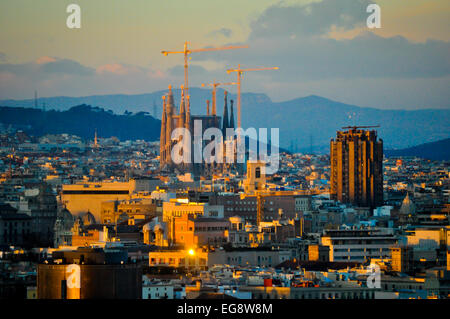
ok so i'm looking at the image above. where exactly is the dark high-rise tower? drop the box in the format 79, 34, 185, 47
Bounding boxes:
330, 126, 383, 208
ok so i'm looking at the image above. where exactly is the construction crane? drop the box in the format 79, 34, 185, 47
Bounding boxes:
201, 80, 237, 115
226, 65, 279, 132
240, 189, 322, 227
161, 41, 248, 97
342, 125, 380, 130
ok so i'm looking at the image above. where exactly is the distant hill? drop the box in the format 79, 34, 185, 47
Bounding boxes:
385, 138, 450, 161
1, 90, 449, 150
0, 105, 160, 141
0, 88, 270, 118
244, 95, 450, 152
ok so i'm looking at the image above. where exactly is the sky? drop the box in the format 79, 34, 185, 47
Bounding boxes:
0, 0, 449, 109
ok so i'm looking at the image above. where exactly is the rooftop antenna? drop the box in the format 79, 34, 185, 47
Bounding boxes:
34, 90, 38, 108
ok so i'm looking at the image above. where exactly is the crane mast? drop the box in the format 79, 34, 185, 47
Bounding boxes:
162, 42, 248, 97
226, 65, 279, 142
201, 80, 237, 115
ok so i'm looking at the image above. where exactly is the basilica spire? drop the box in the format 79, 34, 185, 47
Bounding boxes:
160, 95, 167, 165
166, 84, 175, 113
222, 91, 229, 136
229, 99, 235, 129
179, 85, 185, 115
179, 85, 186, 128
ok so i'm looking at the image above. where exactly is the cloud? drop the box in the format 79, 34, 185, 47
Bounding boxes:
207, 28, 233, 38
249, 0, 372, 39
0, 57, 95, 77
35, 56, 57, 64
194, 0, 450, 81
39, 58, 95, 76
0, 58, 169, 99
233, 33, 450, 81
191, 0, 450, 108
96, 63, 146, 76
0, 0, 448, 110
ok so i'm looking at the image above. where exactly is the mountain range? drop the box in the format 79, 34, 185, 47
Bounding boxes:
385, 138, 450, 161
1, 89, 449, 151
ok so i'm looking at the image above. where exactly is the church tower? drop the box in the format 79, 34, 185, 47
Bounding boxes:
229, 99, 235, 129
160, 95, 167, 165
222, 91, 229, 136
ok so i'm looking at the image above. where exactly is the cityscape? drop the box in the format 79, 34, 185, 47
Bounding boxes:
0, 0, 449, 307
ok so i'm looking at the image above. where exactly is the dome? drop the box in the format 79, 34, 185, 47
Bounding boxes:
61, 207, 72, 219
60, 208, 74, 228
154, 223, 164, 233
142, 222, 152, 232
400, 193, 416, 215
82, 211, 96, 225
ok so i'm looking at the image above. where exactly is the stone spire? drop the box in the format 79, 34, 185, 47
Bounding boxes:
212, 90, 217, 116
229, 99, 235, 129
160, 95, 167, 165
222, 91, 229, 136
165, 88, 174, 164
166, 85, 175, 113
179, 85, 185, 128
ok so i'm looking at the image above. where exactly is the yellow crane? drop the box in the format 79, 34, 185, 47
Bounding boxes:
226, 65, 279, 131
161, 41, 248, 97
201, 80, 237, 115
240, 189, 322, 227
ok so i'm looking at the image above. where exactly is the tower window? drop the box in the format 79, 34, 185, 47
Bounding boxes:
255, 167, 261, 178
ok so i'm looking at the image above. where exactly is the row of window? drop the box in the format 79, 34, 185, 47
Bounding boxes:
0, 221, 31, 227
150, 257, 207, 266
104, 209, 142, 214
254, 291, 375, 299
332, 240, 395, 245
225, 201, 275, 205
226, 201, 257, 205
334, 247, 391, 252
194, 226, 228, 232
334, 254, 389, 260
171, 211, 201, 217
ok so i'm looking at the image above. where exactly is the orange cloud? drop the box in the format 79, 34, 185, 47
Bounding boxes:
35, 56, 57, 64
96, 63, 130, 75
